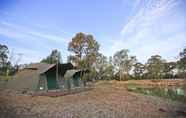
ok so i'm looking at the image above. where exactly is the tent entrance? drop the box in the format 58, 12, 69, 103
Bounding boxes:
73, 74, 80, 87
46, 72, 58, 90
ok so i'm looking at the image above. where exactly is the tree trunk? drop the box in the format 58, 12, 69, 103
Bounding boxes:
119, 71, 122, 81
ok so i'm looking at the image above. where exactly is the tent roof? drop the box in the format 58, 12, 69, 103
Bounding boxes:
64, 69, 81, 79
6, 63, 55, 91
6, 62, 75, 91
25, 63, 56, 74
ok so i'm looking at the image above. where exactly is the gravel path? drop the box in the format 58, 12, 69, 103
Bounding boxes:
0, 81, 186, 118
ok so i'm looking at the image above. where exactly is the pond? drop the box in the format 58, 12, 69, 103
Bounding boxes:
127, 84, 186, 102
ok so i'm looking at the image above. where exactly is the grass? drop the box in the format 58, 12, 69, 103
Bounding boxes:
126, 82, 186, 102
0, 76, 12, 89
0, 75, 12, 80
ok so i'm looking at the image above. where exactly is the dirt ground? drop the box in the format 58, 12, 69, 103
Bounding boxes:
0, 79, 186, 118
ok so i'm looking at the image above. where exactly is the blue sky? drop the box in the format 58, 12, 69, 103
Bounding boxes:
0, 0, 186, 64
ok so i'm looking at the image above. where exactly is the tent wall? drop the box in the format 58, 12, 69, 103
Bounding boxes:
6, 69, 39, 91
6, 63, 85, 92
73, 74, 81, 87
63, 72, 84, 90
45, 66, 58, 90
37, 74, 48, 91
58, 74, 66, 90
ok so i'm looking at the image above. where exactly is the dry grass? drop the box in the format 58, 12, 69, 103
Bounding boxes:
0, 79, 186, 118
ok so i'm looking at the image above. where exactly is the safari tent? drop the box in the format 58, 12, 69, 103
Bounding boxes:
6, 63, 87, 92
64, 69, 89, 89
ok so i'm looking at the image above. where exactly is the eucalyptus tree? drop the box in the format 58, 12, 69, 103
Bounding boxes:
133, 62, 145, 79
68, 32, 99, 69
0, 44, 9, 67
68, 32, 100, 81
146, 55, 166, 79
113, 49, 136, 80
177, 47, 186, 78
41, 49, 62, 64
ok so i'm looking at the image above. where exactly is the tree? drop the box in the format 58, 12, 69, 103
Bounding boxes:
133, 62, 145, 79
0, 44, 9, 67
177, 47, 186, 78
163, 62, 176, 78
113, 49, 136, 80
0, 44, 9, 76
94, 54, 114, 80
146, 55, 165, 79
94, 53, 107, 79
7, 50, 23, 75
68, 32, 99, 68
41, 49, 62, 64
106, 56, 114, 80
68, 32, 100, 82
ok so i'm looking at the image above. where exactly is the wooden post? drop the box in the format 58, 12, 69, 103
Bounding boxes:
56, 54, 59, 89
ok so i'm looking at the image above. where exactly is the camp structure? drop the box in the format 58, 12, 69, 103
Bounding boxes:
64, 69, 89, 90
6, 63, 88, 93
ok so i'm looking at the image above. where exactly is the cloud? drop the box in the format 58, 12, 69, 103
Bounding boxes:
0, 21, 68, 43
0, 21, 72, 64
9, 47, 43, 65
111, 0, 186, 63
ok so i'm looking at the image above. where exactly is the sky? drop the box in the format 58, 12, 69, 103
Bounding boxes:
0, 0, 186, 64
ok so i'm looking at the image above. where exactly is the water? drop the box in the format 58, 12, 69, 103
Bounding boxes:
127, 85, 186, 102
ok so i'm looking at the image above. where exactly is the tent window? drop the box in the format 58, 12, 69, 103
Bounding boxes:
39, 87, 44, 90
38, 75, 46, 91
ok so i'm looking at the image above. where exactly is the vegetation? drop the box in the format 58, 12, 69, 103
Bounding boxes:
68, 32, 100, 81
0, 44, 17, 76
127, 84, 186, 102
41, 49, 62, 64
113, 49, 136, 80
0, 34, 186, 81
94, 54, 114, 80
178, 48, 186, 78
133, 62, 145, 79
146, 55, 165, 79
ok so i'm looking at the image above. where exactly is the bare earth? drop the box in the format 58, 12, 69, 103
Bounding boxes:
0, 80, 186, 118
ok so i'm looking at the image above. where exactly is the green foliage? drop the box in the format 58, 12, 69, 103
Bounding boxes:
0, 44, 9, 66
113, 49, 136, 80
41, 49, 62, 64
94, 54, 114, 80
146, 55, 165, 79
177, 47, 186, 78
68, 32, 99, 67
2, 36, 186, 81
127, 86, 186, 102
0, 44, 10, 76
133, 62, 145, 79
163, 62, 176, 78
68, 32, 100, 81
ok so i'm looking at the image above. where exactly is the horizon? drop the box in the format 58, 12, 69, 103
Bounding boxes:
0, 0, 186, 64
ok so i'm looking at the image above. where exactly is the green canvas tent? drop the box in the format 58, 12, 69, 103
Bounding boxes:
63, 69, 89, 90
6, 63, 75, 92
64, 70, 82, 89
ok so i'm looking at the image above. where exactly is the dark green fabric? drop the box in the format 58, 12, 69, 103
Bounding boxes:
73, 75, 80, 87
47, 75, 58, 90
6, 63, 76, 92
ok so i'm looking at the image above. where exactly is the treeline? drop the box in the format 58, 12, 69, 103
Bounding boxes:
0, 32, 186, 80
0, 44, 19, 76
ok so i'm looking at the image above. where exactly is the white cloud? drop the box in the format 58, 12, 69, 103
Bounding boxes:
111, 0, 186, 63
8, 47, 44, 65
0, 21, 68, 43
0, 21, 71, 64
